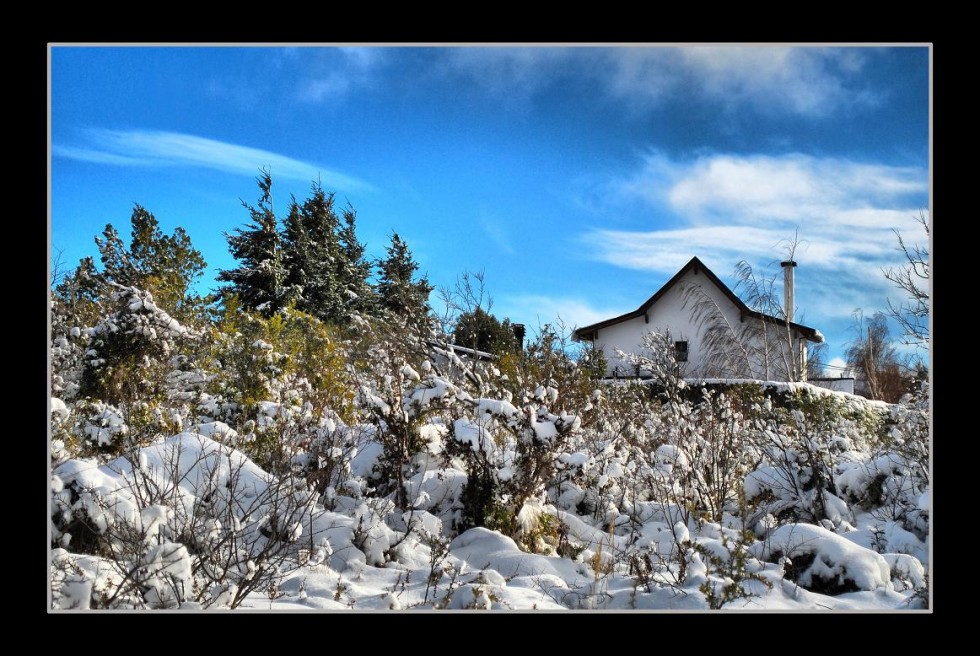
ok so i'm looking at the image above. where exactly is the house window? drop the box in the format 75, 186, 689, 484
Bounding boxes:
674, 340, 688, 362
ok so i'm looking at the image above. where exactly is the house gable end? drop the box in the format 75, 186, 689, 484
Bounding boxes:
573, 256, 821, 343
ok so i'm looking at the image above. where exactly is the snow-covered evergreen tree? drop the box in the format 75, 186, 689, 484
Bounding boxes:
217, 170, 289, 317
53, 255, 103, 331
78, 284, 195, 407
376, 232, 434, 333
336, 203, 377, 319
281, 183, 340, 322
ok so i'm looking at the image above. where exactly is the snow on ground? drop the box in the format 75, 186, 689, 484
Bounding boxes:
49, 378, 929, 612
51, 431, 929, 611
230, 523, 914, 611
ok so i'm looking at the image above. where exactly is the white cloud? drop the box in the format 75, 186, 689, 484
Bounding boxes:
673, 47, 869, 116
439, 46, 875, 117
589, 226, 790, 275
825, 357, 851, 377
51, 145, 144, 167
580, 150, 928, 324
54, 129, 376, 193
666, 154, 926, 224
297, 47, 385, 103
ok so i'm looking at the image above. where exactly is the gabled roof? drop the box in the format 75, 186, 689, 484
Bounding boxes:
572, 256, 823, 343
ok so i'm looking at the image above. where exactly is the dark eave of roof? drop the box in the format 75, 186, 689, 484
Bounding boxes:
572, 256, 823, 343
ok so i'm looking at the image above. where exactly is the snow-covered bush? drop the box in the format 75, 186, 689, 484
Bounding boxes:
694, 532, 771, 609
751, 523, 892, 595
78, 284, 195, 407
51, 433, 321, 609
50, 305, 89, 402
70, 399, 130, 456
615, 330, 688, 402
744, 400, 863, 529
201, 304, 356, 473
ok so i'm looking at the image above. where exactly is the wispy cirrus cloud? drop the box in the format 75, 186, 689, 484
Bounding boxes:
440, 46, 875, 117
579, 150, 928, 323
499, 294, 631, 333
480, 214, 516, 255
53, 129, 376, 192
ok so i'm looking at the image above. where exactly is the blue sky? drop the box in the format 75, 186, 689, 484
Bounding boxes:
49, 45, 930, 372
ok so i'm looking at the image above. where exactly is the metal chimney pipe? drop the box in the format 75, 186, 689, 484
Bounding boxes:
780, 260, 796, 323
512, 323, 526, 346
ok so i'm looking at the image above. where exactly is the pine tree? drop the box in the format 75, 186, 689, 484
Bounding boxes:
221, 173, 378, 326
336, 203, 376, 318
280, 197, 312, 306
279, 182, 377, 325
282, 182, 343, 322
217, 170, 288, 317
376, 232, 433, 333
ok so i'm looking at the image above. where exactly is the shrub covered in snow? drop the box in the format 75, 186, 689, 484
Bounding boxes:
79, 285, 196, 407
751, 523, 891, 594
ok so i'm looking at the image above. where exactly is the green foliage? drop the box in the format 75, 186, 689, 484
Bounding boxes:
220, 173, 378, 326
217, 169, 289, 317
690, 381, 887, 449
577, 343, 608, 383
53, 255, 104, 329
336, 203, 377, 318
78, 286, 195, 408
516, 510, 562, 555
280, 182, 376, 323
376, 232, 434, 334
458, 473, 507, 534
371, 413, 429, 511
95, 205, 208, 322
695, 533, 771, 609
452, 308, 520, 355
497, 323, 598, 420
716, 382, 768, 414
779, 386, 887, 447
208, 301, 356, 423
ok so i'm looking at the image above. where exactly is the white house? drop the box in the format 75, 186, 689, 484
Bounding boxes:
573, 256, 824, 382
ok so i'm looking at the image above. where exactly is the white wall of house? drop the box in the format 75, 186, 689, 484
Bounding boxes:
591, 267, 807, 381
809, 378, 856, 394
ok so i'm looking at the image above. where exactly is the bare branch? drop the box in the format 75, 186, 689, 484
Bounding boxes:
882, 211, 929, 349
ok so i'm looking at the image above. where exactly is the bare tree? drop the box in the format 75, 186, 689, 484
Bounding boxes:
437, 269, 493, 340
846, 310, 907, 403
883, 211, 929, 350
805, 341, 829, 380
615, 330, 688, 401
